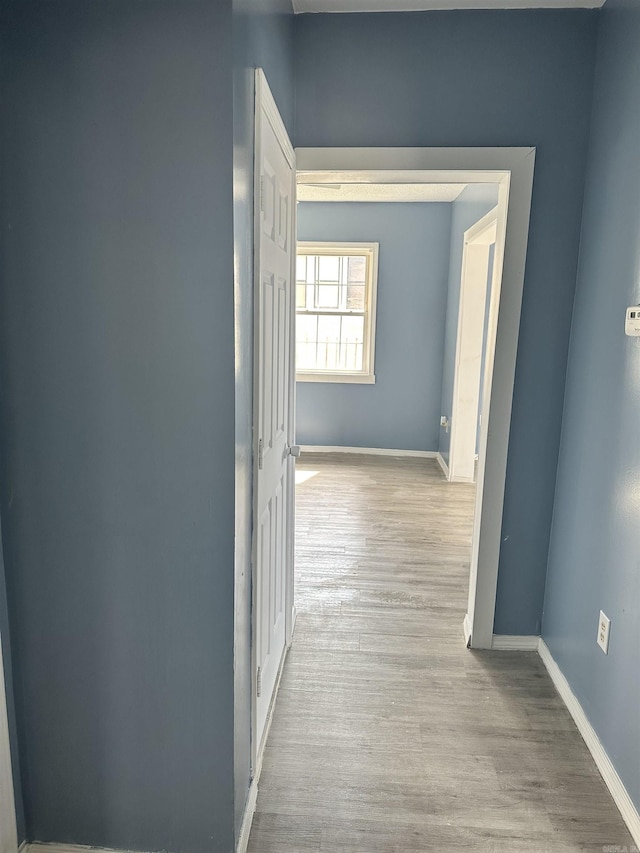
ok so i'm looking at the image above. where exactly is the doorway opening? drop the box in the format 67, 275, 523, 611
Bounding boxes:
250, 91, 535, 815
292, 148, 535, 657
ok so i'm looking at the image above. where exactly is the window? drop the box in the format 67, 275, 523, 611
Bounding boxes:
295, 242, 379, 383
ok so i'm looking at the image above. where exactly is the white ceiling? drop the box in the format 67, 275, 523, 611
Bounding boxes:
297, 182, 467, 202
293, 0, 604, 11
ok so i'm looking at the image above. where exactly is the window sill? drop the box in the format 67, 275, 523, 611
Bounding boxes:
296, 373, 376, 385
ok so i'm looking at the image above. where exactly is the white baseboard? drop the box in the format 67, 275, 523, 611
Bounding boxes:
463, 613, 472, 648
236, 776, 258, 853
492, 634, 540, 651
436, 452, 449, 478
27, 846, 131, 853
538, 640, 640, 848
300, 445, 437, 459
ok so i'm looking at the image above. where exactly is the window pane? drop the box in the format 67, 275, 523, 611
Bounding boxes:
297, 313, 318, 341
306, 257, 316, 284
317, 315, 341, 371
348, 256, 366, 284
295, 312, 365, 372
297, 340, 317, 371
296, 314, 319, 371
340, 315, 364, 371
346, 283, 365, 311
296, 255, 306, 282
296, 283, 306, 309
316, 284, 340, 309
318, 255, 340, 282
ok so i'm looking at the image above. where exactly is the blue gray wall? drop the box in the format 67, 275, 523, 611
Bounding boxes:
0, 15, 25, 841
0, 2, 236, 850
296, 202, 452, 451
0, 16, 25, 840
294, 9, 599, 634
1, 1, 636, 845
542, 0, 640, 814
232, 0, 294, 839
438, 185, 499, 464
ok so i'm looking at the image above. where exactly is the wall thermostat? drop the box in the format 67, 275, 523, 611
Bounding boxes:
625, 306, 640, 336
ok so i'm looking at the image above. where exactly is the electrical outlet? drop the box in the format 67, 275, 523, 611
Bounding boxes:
625, 306, 640, 336
597, 610, 611, 654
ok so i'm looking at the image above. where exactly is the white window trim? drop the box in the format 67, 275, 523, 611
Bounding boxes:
296, 241, 379, 384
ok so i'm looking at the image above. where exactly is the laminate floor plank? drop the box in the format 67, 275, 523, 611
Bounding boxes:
247, 454, 633, 853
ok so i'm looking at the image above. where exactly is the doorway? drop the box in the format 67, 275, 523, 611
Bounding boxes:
249, 130, 535, 825
294, 148, 535, 651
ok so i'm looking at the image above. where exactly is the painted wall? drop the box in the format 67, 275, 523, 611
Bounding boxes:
0, 2, 236, 850
0, 17, 25, 842
542, 0, 640, 813
232, 0, 294, 839
296, 202, 452, 451
294, 9, 599, 634
438, 185, 499, 464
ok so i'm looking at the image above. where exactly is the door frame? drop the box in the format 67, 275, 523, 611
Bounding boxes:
448, 207, 500, 484
0, 628, 18, 853
295, 147, 535, 650
250, 69, 297, 779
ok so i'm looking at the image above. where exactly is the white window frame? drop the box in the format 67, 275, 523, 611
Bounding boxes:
295, 241, 379, 384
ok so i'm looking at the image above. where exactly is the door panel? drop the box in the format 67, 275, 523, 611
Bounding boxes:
261, 272, 274, 460
276, 278, 287, 439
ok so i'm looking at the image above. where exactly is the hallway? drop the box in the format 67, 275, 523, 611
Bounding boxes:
247, 454, 634, 853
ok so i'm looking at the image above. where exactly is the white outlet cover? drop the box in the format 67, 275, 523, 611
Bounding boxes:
625, 306, 640, 336
597, 610, 611, 654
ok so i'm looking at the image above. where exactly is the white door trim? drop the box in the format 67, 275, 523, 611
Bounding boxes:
0, 626, 18, 853
449, 206, 500, 483
296, 148, 535, 650
251, 69, 297, 779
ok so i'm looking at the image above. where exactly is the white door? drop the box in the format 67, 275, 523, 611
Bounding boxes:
253, 69, 296, 761
449, 209, 498, 484
0, 630, 18, 853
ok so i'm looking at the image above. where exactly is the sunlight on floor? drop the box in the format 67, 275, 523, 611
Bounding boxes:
295, 469, 319, 485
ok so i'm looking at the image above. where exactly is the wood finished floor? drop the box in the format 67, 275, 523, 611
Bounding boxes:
247, 454, 634, 853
